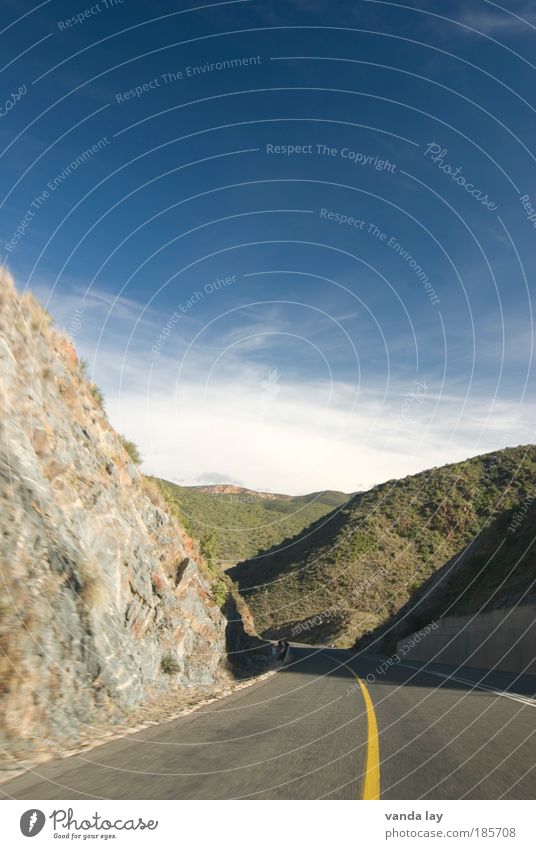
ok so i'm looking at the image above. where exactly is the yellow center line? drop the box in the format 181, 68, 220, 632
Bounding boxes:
355, 673, 381, 800
338, 658, 381, 799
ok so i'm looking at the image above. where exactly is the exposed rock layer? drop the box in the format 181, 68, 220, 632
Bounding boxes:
0, 270, 227, 750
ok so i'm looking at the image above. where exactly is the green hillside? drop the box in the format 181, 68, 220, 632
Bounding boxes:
358, 494, 536, 655
153, 479, 349, 563
229, 445, 536, 647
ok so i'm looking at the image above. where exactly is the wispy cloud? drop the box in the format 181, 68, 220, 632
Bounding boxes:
31, 279, 535, 494
192, 471, 244, 486
103, 359, 535, 494
32, 279, 163, 330
456, 3, 536, 35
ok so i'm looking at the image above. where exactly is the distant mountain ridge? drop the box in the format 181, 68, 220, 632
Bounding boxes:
190, 484, 293, 501
155, 479, 349, 563
229, 445, 536, 647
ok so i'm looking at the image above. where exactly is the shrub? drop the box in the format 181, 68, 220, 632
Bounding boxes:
160, 654, 181, 675
90, 382, 104, 407
201, 531, 218, 574
120, 435, 142, 465
212, 580, 228, 608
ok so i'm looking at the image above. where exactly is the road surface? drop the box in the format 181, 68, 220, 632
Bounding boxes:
1, 647, 535, 799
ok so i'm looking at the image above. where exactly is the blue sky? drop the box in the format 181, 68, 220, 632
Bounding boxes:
1, 0, 535, 493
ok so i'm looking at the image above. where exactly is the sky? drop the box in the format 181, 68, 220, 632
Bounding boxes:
1, 0, 535, 494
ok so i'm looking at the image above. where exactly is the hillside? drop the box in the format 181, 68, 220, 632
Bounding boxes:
357, 496, 536, 655
190, 484, 293, 500
0, 270, 254, 758
229, 446, 536, 646
154, 479, 349, 563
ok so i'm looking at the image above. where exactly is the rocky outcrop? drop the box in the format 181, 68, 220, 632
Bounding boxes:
0, 270, 228, 752
193, 484, 292, 501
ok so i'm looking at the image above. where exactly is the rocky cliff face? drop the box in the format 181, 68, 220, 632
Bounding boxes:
0, 270, 228, 752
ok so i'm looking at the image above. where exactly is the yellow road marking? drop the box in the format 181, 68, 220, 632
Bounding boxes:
354, 674, 381, 800
336, 657, 380, 799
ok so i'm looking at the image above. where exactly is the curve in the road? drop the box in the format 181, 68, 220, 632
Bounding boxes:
328, 655, 380, 800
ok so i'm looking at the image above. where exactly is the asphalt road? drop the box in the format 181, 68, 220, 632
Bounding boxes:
1, 647, 535, 800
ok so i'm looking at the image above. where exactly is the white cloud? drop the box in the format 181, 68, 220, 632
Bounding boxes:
103, 367, 535, 495
55, 284, 164, 333
457, 4, 536, 35
29, 280, 536, 495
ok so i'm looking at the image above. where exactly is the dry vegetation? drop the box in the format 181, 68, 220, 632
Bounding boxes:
230, 445, 536, 646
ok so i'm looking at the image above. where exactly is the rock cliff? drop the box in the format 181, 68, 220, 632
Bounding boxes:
0, 269, 228, 753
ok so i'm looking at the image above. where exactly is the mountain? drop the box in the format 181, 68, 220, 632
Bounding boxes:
190, 484, 293, 501
357, 493, 536, 655
153, 479, 349, 563
229, 446, 536, 647
0, 271, 257, 758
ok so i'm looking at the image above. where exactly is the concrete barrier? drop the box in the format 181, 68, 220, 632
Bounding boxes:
397, 605, 536, 675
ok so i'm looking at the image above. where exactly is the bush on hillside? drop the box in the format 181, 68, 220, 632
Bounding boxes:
90, 382, 104, 408
160, 654, 180, 675
120, 435, 142, 465
213, 580, 229, 608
